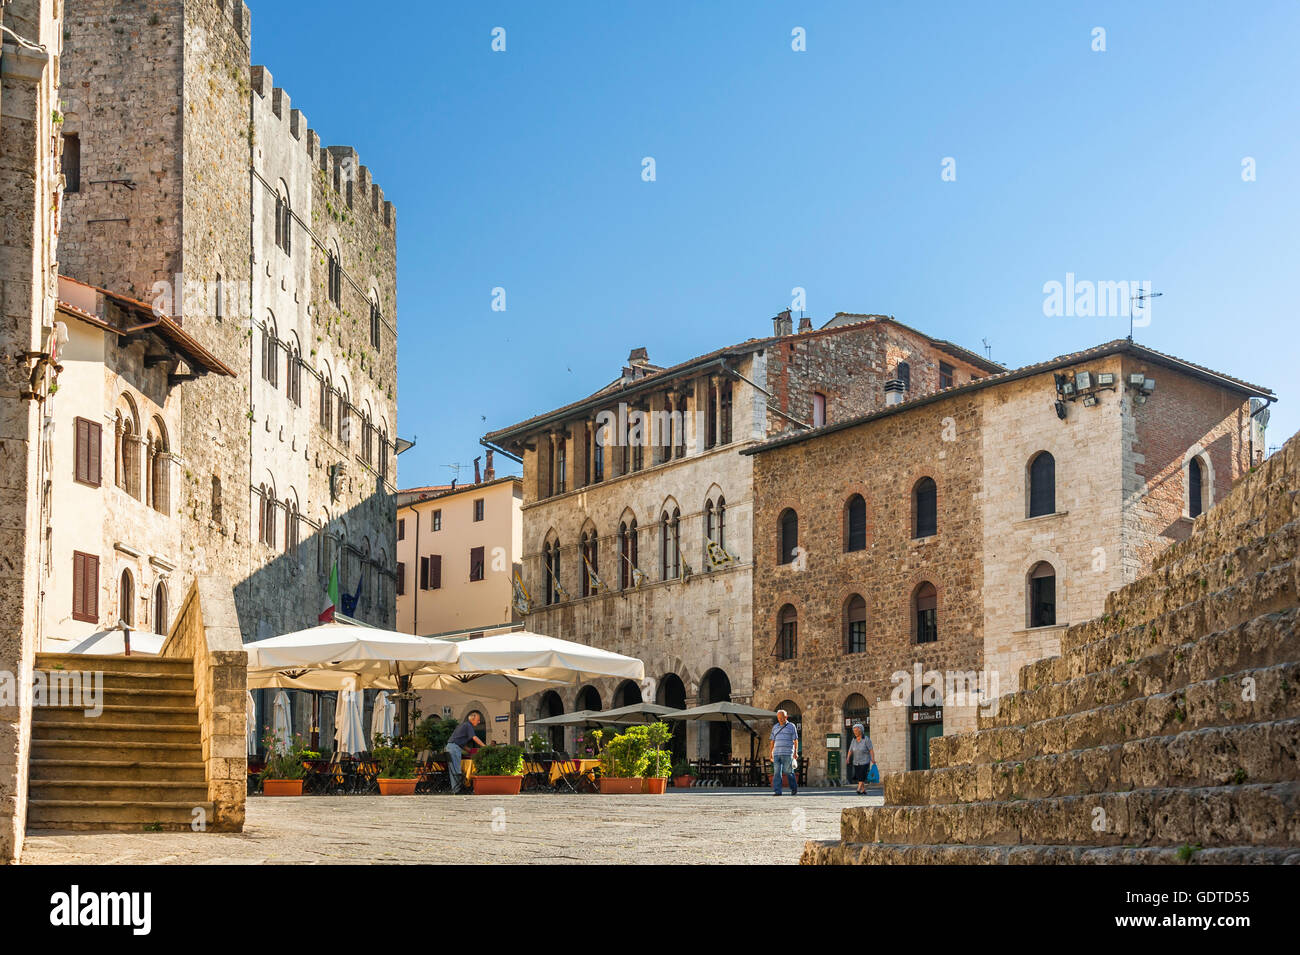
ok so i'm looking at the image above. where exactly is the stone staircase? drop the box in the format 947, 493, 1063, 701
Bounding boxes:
27, 653, 214, 832
804, 436, 1300, 864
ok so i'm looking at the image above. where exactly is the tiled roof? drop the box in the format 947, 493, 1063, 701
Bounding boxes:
742, 338, 1275, 456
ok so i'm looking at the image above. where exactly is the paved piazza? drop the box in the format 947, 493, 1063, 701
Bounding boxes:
22, 790, 884, 865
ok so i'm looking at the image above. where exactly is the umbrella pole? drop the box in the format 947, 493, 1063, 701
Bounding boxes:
311, 691, 320, 751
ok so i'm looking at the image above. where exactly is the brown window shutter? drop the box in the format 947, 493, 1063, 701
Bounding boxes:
72, 552, 84, 619
419, 556, 429, 590
75, 418, 88, 483
88, 420, 102, 485
431, 554, 442, 589
87, 555, 98, 619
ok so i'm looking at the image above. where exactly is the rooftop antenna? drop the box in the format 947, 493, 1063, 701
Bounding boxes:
981, 338, 992, 360
1129, 289, 1162, 341
443, 462, 468, 482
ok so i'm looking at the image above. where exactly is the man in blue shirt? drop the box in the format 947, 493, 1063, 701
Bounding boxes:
447, 712, 486, 794
770, 709, 799, 796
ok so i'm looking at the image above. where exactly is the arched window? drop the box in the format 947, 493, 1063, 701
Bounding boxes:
1029, 562, 1056, 628
704, 499, 714, 544
274, 184, 292, 254
1028, 452, 1055, 518
660, 508, 681, 580
914, 582, 938, 643
258, 484, 277, 549
115, 408, 141, 499
261, 314, 278, 388
619, 519, 639, 589
545, 539, 562, 605
1188, 457, 1205, 519
844, 594, 867, 653
286, 336, 302, 406
153, 582, 168, 636
148, 420, 169, 515
845, 494, 867, 552
119, 570, 134, 627
778, 508, 798, 564
319, 370, 333, 431
777, 605, 797, 660
913, 478, 937, 538
580, 528, 599, 597
285, 495, 300, 552
327, 242, 342, 305
337, 381, 350, 445
716, 497, 726, 551
369, 290, 382, 349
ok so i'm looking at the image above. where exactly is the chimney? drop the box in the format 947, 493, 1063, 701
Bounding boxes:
772, 310, 793, 337
798, 316, 812, 333
628, 347, 649, 366
484, 449, 496, 481
884, 379, 906, 406
473, 455, 482, 484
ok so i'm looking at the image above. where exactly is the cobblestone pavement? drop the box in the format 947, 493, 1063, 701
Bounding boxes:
22, 789, 883, 865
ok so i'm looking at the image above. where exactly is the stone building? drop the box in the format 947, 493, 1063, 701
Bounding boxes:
483, 312, 1001, 762
745, 340, 1273, 784
54, 0, 400, 656
0, 0, 64, 864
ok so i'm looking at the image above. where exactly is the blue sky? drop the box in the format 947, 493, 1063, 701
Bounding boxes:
253, 1, 1299, 485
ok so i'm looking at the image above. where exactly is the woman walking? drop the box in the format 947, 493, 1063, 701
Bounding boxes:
845, 723, 875, 794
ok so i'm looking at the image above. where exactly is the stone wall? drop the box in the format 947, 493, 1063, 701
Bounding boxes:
160, 575, 247, 831
0, 0, 63, 863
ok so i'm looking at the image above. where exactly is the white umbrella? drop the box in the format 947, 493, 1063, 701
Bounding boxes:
334, 683, 367, 755
404, 669, 564, 701
370, 690, 396, 745
246, 690, 258, 756
271, 691, 292, 753
244, 621, 459, 689
46, 629, 165, 656
454, 631, 645, 684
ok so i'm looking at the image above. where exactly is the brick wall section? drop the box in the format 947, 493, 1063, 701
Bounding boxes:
0, 0, 63, 862
751, 393, 985, 781
161, 576, 247, 831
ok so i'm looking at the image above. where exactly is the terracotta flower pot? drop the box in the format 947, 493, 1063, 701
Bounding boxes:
673, 776, 694, 789
599, 777, 644, 794
262, 778, 303, 797
377, 777, 417, 795
473, 775, 524, 795
643, 777, 668, 794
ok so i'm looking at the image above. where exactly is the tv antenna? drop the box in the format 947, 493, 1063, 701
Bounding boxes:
981, 338, 992, 360
1129, 289, 1162, 340
443, 462, 469, 481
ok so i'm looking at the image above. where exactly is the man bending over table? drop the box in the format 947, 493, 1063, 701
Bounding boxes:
447, 712, 486, 794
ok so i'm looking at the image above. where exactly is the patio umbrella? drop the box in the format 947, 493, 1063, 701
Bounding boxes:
529, 709, 634, 729
271, 690, 292, 753
244, 621, 459, 689
402, 669, 564, 701
334, 684, 367, 755
370, 690, 396, 745
597, 701, 681, 724
246, 690, 258, 756
453, 631, 645, 684
664, 702, 780, 777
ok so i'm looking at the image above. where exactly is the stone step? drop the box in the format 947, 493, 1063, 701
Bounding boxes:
989, 596, 1297, 732
1091, 523, 1300, 652
30, 720, 201, 745
30, 780, 210, 804
29, 739, 204, 763
26, 799, 216, 831
34, 671, 196, 694
35, 653, 194, 675
889, 717, 1300, 806
31, 703, 199, 723
934, 659, 1300, 770
29, 758, 206, 782
801, 841, 1300, 865
840, 781, 1300, 848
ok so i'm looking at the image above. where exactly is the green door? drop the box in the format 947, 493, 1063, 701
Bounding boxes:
909, 721, 943, 771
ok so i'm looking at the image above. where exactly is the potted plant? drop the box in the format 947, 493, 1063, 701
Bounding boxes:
472, 744, 525, 795
599, 726, 650, 794
642, 722, 673, 793
671, 760, 695, 789
415, 715, 461, 753
259, 733, 316, 796
526, 731, 549, 756
372, 736, 418, 795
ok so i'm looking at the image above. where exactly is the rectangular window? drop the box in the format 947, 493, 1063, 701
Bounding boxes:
473, 499, 484, 522
72, 551, 99, 623
396, 562, 405, 596
397, 518, 405, 541
812, 392, 827, 428
370, 301, 381, 349
432, 509, 442, 531
419, 556, 429, 590
848, 619, 866, 654
470, 546, 484, 582
62, 133, 81, 193
939, 362, 954, 390
429, 554, 442, 589
779, 621, 797, 660
1031, 574, 1056, 628
916, 608, 937, 644
74, 417, 102, 487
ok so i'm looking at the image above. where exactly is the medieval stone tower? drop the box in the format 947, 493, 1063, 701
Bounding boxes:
58, 0, 399, 643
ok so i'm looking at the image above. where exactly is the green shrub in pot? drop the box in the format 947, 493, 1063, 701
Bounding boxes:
372, 736, 416, 779
474, 744, 525, 777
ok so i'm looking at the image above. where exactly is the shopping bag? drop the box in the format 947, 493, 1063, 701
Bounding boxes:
867, 763, 880, 784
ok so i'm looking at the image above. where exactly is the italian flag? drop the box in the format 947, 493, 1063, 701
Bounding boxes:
319, 563, 339, 623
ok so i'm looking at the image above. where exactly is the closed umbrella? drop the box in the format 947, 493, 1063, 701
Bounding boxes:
271, 691, 292, 753
370, 690, 396, 745
246, 690, 258, 756
334, 683, 367, 755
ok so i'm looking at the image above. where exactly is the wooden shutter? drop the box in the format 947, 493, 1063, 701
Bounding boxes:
430, 554, 442, 589
75, 417, 102, 486
419, 556, 429, 590
73, 551, 99, 623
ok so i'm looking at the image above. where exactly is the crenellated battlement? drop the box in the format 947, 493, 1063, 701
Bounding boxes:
250, 64, 395, 231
